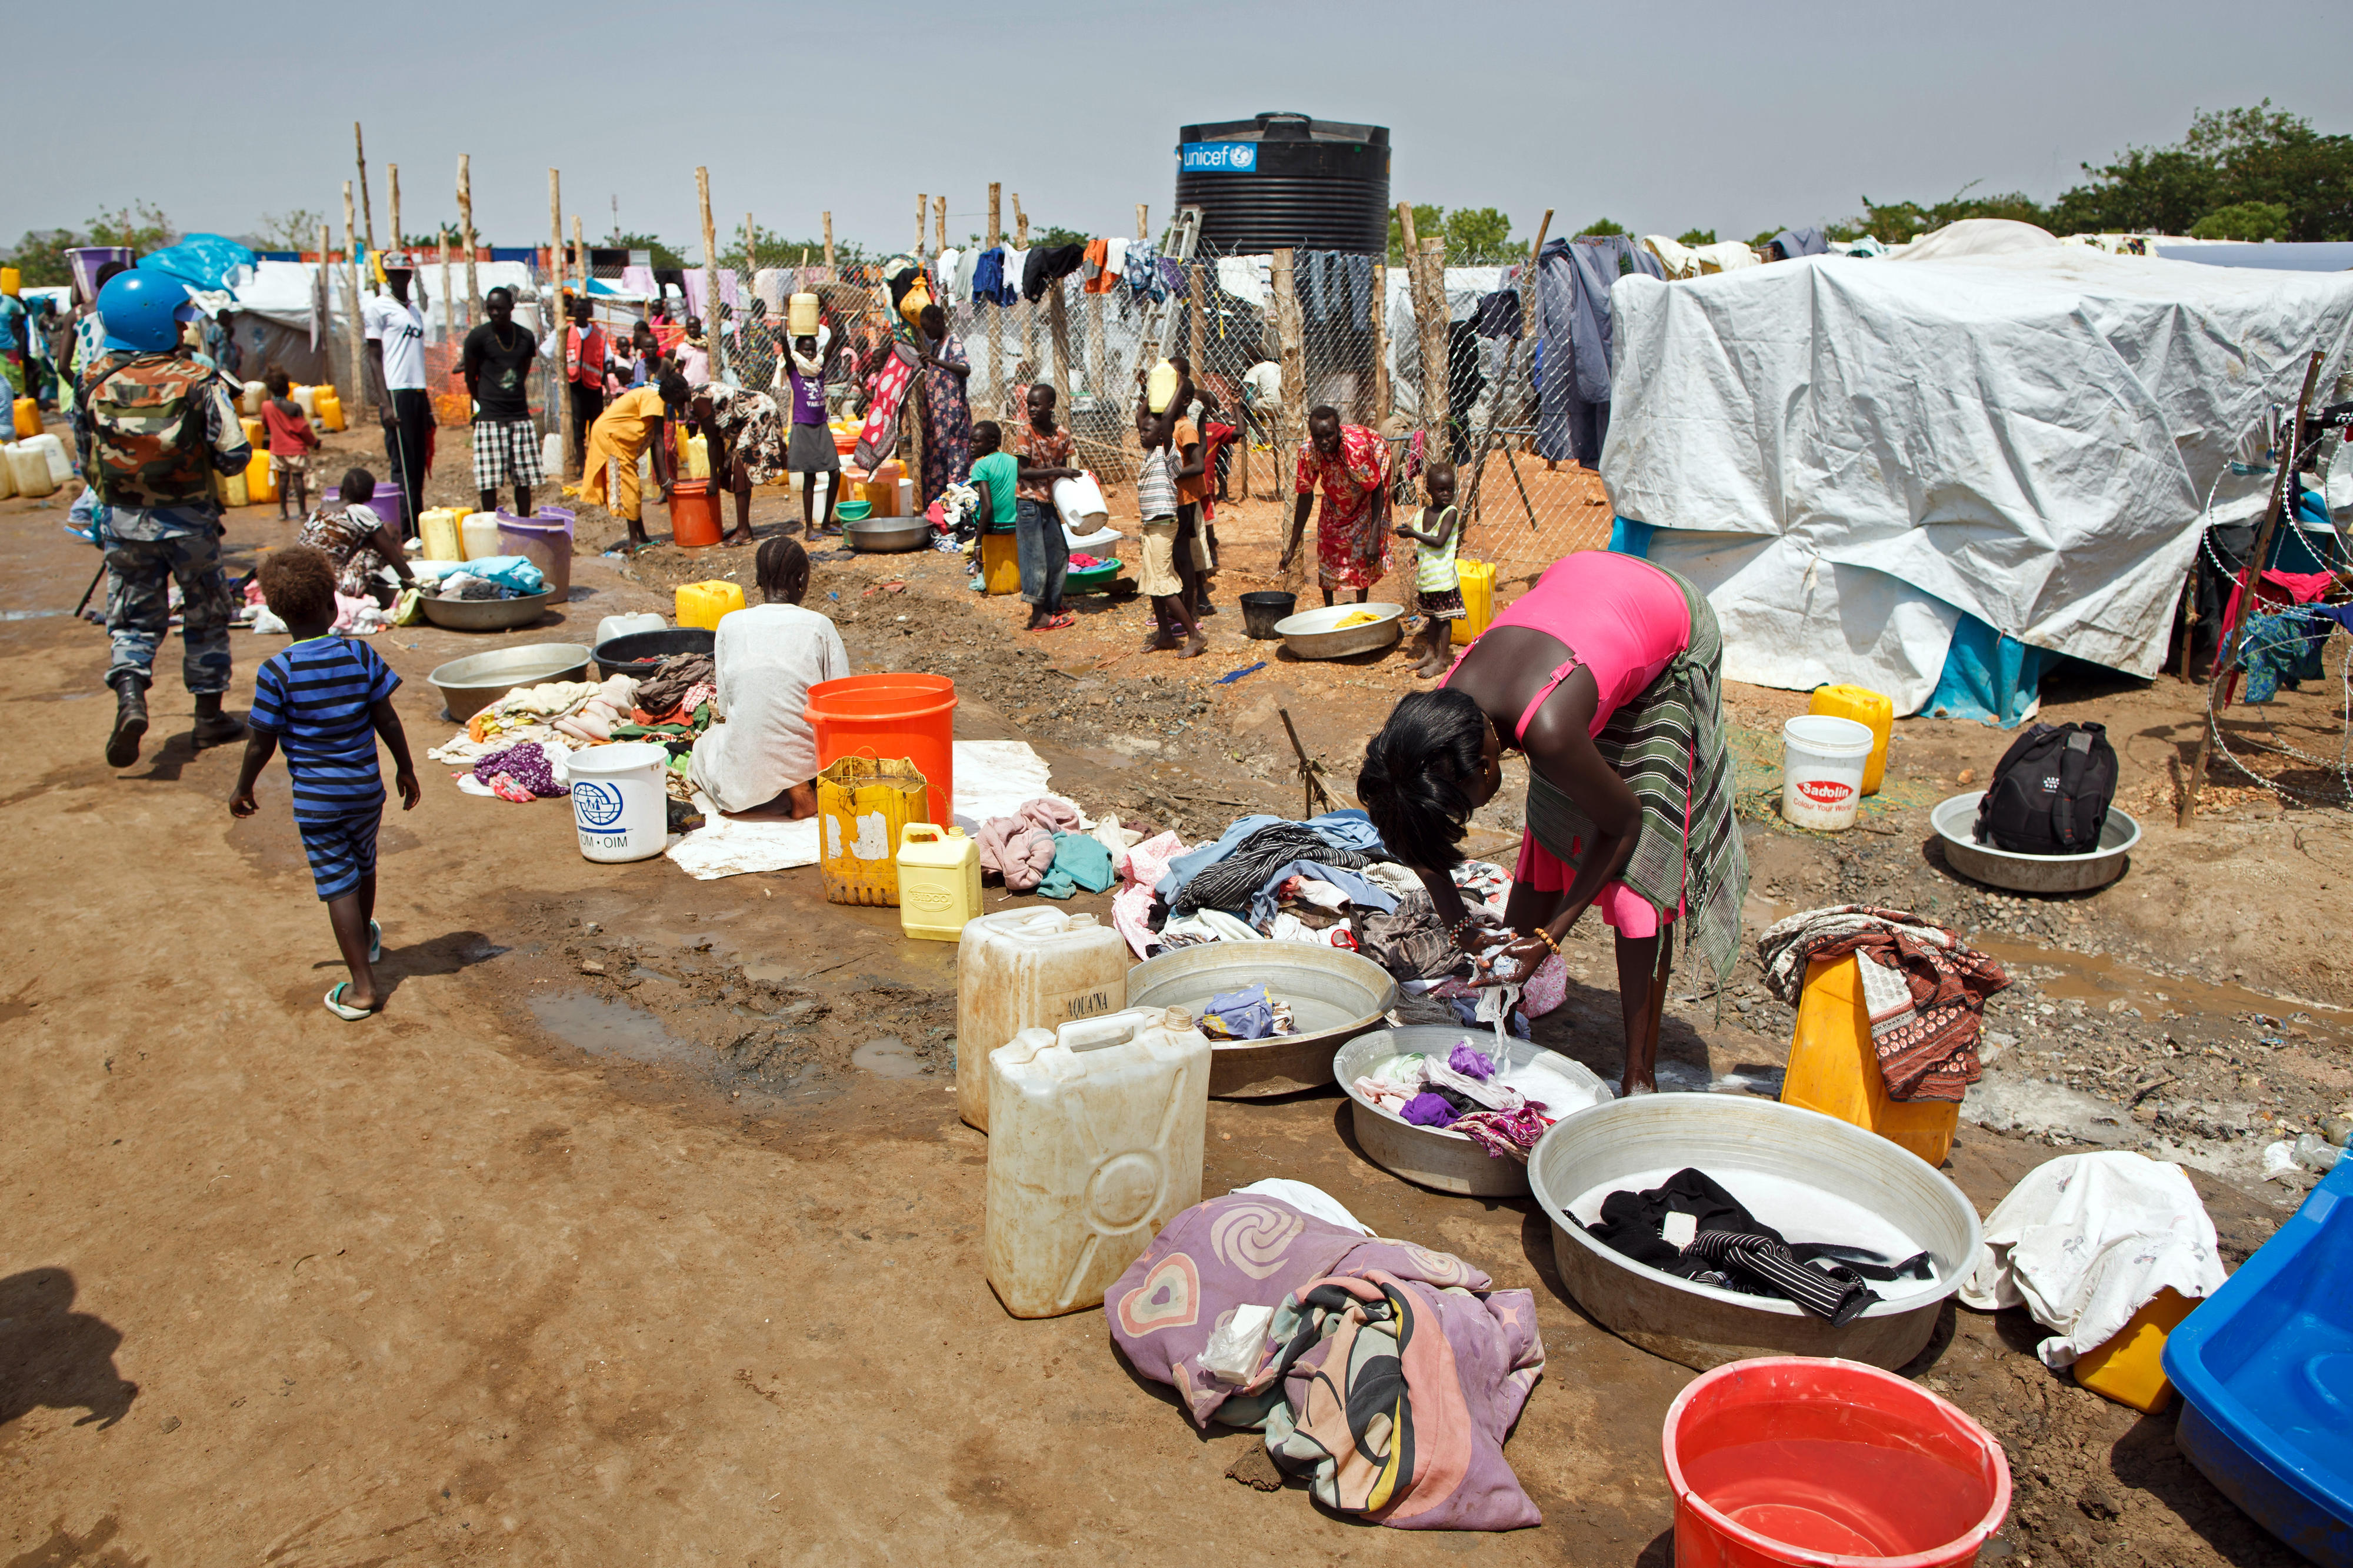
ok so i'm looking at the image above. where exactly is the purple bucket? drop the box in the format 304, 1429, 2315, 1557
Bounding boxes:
496, 508, 575, 599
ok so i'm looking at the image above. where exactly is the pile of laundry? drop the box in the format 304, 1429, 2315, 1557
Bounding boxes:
1585, 1168, 1938, 1326
236, 580, 392, 636
1355, 1039, 1608, 1159
1757, 904, 2008, 1102
1194, 983, 1296, 1041
1110, 1185, 1545, 1532
975, 797, 1129, 900
426, 674, 652, 801
1107, 809, 1560, 1030
616, 652, 717, 759
410, 555, 546, 600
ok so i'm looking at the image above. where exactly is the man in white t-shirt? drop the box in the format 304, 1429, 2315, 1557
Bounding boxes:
362, 251, 431, 538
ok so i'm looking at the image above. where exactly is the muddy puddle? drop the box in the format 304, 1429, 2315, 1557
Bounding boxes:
527, 989, 844, 1109
1975, 935, 2348, 1042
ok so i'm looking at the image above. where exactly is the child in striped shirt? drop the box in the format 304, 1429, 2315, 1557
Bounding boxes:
1134, 405, 1205, 659
229, 546, 420, 1019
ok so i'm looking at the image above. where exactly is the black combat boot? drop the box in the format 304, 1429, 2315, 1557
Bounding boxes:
106, 673, 149, 767
191, 691, 245, 749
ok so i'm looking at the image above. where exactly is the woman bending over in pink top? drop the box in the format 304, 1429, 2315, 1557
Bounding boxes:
1357, 550, 1748, 1095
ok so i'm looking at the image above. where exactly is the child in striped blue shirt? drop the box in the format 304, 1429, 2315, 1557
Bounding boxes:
229, 545, 420, 1020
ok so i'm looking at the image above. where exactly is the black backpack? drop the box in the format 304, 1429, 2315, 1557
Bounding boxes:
1974, 722, 2118, 856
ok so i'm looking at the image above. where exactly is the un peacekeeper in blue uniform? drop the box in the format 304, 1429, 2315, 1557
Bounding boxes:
76, 270, 252, 767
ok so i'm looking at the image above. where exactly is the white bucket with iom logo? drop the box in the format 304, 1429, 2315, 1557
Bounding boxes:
567, 740, 669, 863
1780, 715, 1875, 832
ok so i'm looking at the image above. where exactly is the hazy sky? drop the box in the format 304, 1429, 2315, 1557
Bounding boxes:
15, 0, 2350, 257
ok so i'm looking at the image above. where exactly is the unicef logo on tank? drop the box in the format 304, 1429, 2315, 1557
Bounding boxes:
573, 780, 626, 829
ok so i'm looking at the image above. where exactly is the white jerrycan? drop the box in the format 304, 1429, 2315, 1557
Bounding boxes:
956, 908, 1129, 1132
985, 1007, 1209, 1319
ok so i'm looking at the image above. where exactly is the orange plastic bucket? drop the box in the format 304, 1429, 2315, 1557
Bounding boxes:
1664, 1357, 2009, 1568
669, 479, 722, 548
805, 675, 956, 825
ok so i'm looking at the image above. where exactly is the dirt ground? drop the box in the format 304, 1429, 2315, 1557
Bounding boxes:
2, 413, 2345, 1566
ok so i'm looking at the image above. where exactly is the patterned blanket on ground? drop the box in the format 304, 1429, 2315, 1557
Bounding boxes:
1108, 1194, 1545, 1532
1757, 903, 2009, 1103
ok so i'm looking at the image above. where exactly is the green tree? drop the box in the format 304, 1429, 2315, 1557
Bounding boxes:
725, 222, 865, 273
1443, 207, 1524, 264
2189, 201, 2291, 241
2049, 102, 2353, 241
609, 231, 689, 269
1577, 217, 1627, 238
1748, 228, 1780, 250
2, 229, 80, 286
1387, 202, 1446, 263
1676, 228, 1718, 247
257, 208, 325, 253
85, 202, 173, 255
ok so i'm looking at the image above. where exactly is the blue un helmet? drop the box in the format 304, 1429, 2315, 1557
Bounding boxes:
96, 270, 198, 353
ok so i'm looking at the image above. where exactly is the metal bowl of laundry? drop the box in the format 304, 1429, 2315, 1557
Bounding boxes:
1931, 790, 2141, 895
1335, 1026, 1613, 1197
1274, 601, 1406, 660
1527, 1094, 1981, 1372
1125, 944, 1398, 1099
428, 642, 594, 723
594, 626, 715, 681
845, 516, 931, 553
418, 589, 559, 632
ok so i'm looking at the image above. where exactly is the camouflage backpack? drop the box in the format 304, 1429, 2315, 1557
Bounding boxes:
84, 351, 219, 509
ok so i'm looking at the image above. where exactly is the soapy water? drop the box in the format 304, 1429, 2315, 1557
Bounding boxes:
1568, 1164, 1935, 1280
526, 990, 841, 1107
851, 1035, 927, 1078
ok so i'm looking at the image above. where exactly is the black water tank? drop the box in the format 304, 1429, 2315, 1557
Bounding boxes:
1175, 112, 1390, 255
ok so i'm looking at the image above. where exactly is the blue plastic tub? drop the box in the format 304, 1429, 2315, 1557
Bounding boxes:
2163, 1158, 2353, 1567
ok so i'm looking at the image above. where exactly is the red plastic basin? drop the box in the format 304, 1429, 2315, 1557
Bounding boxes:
805, 673, 956, 825
1664, 1357, 2010, 1568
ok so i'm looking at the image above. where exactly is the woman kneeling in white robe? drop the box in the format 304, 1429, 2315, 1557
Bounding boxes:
688, 537, 848, 816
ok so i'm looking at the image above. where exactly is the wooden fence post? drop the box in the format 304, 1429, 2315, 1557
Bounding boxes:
1048, 282, 1073, 415
934, 195, 946, 258
1272, 246, 1308, 590
696, 166, 726, 383
318, 221, 342, 404
355, 122, 375, 253
343, 182, 368, 420
2181, 349, 2328, 825
1014, 196, 1036, 399
457, 154, 481, 334
823, 212, 834, 272
1370, 261, 1389, 429
550, 169, 571, 478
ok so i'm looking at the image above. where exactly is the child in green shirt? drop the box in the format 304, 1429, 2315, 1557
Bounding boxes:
1394, 462, 1462, 678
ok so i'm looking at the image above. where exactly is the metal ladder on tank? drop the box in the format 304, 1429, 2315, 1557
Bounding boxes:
1137, 206, 1204, 365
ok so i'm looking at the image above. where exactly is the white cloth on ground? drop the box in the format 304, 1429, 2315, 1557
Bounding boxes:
686, 603, 849, 813
1229, 1179, 1372, 1236
1268, 912, 1354, 947
1958, 1150, 2227, 1369
665, 791, 824, 879
1161, 909, 1262, 946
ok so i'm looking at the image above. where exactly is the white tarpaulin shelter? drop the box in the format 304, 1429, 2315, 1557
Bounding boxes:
1601, 246, 2353, 713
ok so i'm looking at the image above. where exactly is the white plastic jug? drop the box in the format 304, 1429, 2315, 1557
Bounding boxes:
5, 442, 55, 499
985, 1007, 1209, 1318
1781, 714, 1875, 831
568, 740, 669, 862
292, 385, 319, 419
541, 432, 563, 481
459, 511, 502, 561
956, 909, 1131, 1132
23, 433, 69, 487
0, 447, 16, 499
239, 379, 266, 416
595, 611, 667, 646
